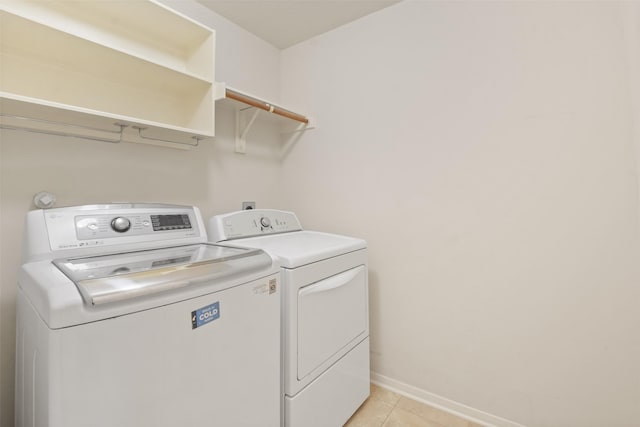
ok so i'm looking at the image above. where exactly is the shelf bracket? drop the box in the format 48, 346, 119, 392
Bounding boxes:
216, 84, 316, 154
235, 108, 261, 154
127, 126, 203, 149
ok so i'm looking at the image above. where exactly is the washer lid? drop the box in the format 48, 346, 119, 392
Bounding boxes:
53, 244, 271, 306
228, 231, 366, 268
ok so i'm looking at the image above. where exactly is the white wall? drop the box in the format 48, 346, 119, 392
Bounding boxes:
0, 3, 283, 425
624, 3, 640, 206
280, 1, 640, 426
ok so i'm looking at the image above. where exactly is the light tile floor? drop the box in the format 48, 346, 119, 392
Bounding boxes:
344, 384, 485, 427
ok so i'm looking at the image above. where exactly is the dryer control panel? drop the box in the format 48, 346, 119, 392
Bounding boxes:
208, 209, 302, 242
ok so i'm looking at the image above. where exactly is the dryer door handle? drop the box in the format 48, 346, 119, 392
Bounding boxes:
298, 267, 363, 297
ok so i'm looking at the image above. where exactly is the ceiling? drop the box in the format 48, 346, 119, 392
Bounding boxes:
196, 0, 402, 49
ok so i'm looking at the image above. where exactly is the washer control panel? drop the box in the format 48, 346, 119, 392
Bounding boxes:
75, 212, 192, 240
208, 209, 302, 242
44, 204, 202, 251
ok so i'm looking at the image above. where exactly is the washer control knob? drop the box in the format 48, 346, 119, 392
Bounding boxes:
111, 217, 131, 233
260, 217, 271, 228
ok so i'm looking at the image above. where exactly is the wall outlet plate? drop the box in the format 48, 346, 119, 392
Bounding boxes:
242, 201, 256, 210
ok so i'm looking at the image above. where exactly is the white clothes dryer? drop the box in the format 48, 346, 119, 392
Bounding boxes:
208, 209, 370, 427
16, 204, 282, 427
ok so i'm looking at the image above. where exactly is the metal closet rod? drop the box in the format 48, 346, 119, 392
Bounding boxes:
0, 113, 203, 148
225, 89, 309, 125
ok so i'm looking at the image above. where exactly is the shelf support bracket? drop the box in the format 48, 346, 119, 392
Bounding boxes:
235, 108, 261, 154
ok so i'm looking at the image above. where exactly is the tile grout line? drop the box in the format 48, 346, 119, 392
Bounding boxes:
380, 395, 402, 427
376, 385, 473, 427
380, 408, 393, 427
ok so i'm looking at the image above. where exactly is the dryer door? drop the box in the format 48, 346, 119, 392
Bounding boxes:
297, 265, 367, 380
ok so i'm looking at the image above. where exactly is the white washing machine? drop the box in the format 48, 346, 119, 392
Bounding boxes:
208, 209, 370, 427
16, 203, 282, 427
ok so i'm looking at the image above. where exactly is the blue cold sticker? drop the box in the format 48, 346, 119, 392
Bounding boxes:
191, 301, 220, 329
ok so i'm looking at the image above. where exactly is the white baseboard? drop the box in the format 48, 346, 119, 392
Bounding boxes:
370, 372, 528, 427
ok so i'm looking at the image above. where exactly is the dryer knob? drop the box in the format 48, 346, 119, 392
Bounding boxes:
111, 217, 131, 233
260, 217, 271, 228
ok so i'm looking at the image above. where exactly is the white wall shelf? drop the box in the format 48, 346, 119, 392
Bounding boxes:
0, 0, 216, 149
215, 83, 315, 154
